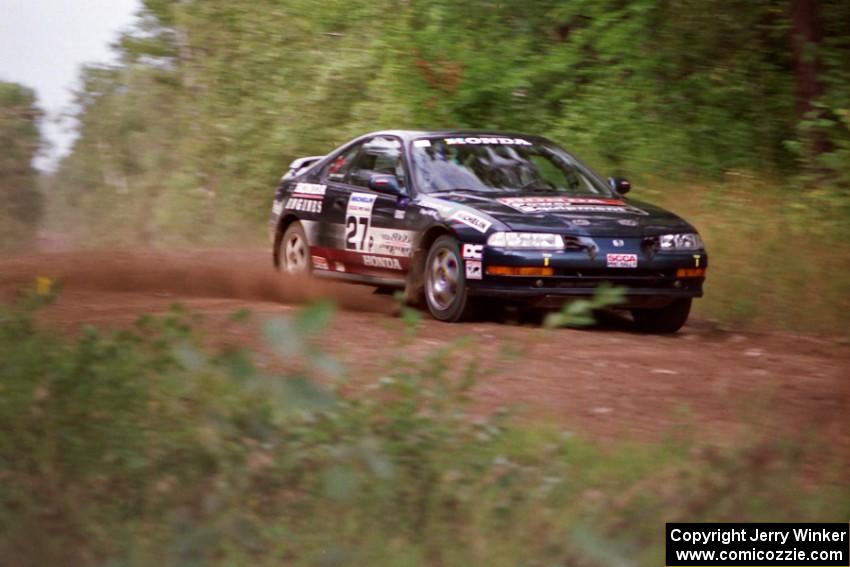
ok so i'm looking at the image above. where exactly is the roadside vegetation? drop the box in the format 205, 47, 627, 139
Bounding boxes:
645, 178, 850, 335
2, 4, 848, 564
0, 81, 43, 250
1, 294, 847, 566
10, 0, 840, 335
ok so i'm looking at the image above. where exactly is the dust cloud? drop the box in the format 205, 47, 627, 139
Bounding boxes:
0, 248, 396, 314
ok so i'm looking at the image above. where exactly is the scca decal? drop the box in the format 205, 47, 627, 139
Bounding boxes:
606, 253, 638, 268
451, 210, 492, 233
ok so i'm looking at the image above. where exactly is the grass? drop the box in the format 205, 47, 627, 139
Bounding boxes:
637, 175, 850, 336
1, 293, 847, 566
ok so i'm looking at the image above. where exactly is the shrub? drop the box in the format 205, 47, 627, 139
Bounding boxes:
0, 296, 846, 566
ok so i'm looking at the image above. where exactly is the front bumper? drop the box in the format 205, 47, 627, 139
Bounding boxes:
468, 243, 707, 308
471, 283, 701, 308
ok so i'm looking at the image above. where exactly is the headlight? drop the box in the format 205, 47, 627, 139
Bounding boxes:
487, 232, 565, 249
658, 233, 704, 251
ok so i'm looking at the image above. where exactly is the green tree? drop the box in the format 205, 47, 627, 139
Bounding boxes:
53, 0, 850, 244
0, 81, 43, 248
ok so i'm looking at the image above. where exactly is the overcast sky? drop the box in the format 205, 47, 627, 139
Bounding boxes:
0, 0, 141, 170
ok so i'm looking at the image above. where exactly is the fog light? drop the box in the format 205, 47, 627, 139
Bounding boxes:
676, 268, 706, 278
486, 266, 554, 277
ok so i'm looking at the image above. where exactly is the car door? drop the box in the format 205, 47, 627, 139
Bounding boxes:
322, 135, 415, 280
301, 141, 362, 273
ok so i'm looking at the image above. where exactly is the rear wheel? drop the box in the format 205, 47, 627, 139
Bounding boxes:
424, 235, 476, 322
631, 298, 691, 333
279, 221, 312, 275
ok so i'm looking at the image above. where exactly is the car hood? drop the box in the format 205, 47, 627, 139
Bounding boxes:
423, 191, 695, 236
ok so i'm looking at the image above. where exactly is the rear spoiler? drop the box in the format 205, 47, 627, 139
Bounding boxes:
282, 155, 324, 180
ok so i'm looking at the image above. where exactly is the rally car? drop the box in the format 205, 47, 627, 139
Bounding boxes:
269, 130, 707, 332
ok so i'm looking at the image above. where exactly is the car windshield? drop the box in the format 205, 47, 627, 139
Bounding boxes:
411, 136, 613, 197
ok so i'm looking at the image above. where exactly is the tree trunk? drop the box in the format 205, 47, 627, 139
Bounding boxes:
790, 0, 828, 156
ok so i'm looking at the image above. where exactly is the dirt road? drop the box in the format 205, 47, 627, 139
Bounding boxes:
2, 248, 848, 455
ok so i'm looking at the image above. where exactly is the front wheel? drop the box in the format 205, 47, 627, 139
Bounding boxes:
631, 298, 692, 333
423, 235, 476, 322
279, 221, 312, 275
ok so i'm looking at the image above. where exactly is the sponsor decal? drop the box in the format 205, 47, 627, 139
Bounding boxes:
606, 253, 638, 268
293, 182, 326, 198
462, 244, 483, 260
363, 255, 403, 270
612, 239, 625, 247
348, 192, 377, 214
369, 228, 414, 257
345, 193, 377, 251
418, 197, 455, 215
465, 260, 483, 280
498, 196, 646, 215
571, 219, 591, 226
342, 191, 414, 257
285, 197, 322, 213
272, 200, 284, 215
450, 210, 492, 233
413, 139, 432, 148
445, 137, 532, 146
617, 219, 638, 226
394, 209, 405, 220
312, 255, 329, 270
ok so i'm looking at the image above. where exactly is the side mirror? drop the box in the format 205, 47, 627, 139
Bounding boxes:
608, 177, 631, 195
368, 173, 403, 196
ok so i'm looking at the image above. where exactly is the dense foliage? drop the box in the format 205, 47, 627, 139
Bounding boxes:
52, 0, 850, 242
1, 297, 847, 566
32, 1, 849, 334
0, 81, 43, 248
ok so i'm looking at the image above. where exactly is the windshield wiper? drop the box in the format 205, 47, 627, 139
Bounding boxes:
429, 188, 493, 195
520, 180, 558, 193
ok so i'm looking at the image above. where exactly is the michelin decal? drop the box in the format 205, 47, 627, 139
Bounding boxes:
450, 210, 492, 233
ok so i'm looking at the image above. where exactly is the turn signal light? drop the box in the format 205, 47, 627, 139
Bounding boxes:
676, 268, 706, 278
486, 266, 554, 277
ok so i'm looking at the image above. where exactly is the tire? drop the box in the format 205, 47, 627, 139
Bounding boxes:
423, 235, 476, 322
631, 298, 692, 334
279, 221, 312, 275
401, 250, 427, 309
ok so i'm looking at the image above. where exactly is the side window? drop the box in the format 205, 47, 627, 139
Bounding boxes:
347, 136, 407, 192
322, 143, 362, 183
